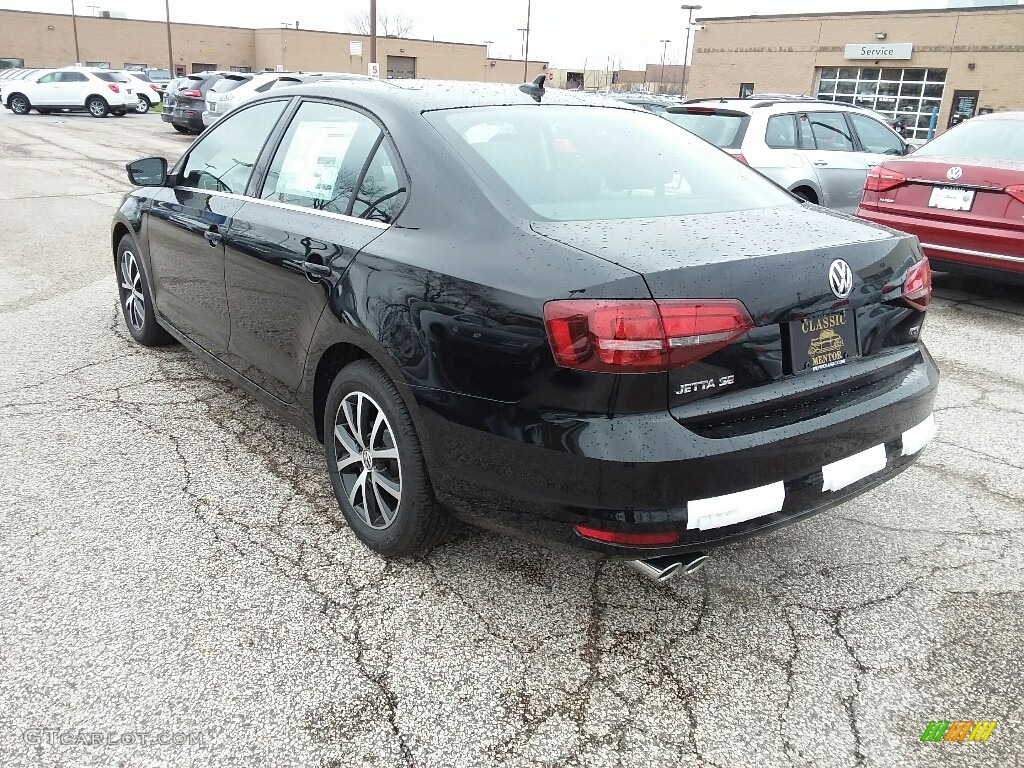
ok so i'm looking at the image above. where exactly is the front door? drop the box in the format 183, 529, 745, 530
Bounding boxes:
145, 99, 289, 355
800, 110, 871, 214
223, 99, 407, 402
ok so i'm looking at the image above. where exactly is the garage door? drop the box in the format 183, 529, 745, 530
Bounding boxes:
386, 56, 416, 79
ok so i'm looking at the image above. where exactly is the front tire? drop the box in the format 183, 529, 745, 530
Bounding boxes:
115, 235, 172, 346
87, 96, 109, 118
325, 360, 452, 558
9, 94, 30, 115
134, 97, 151, 114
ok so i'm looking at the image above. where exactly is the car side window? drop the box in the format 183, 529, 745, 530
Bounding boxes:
796, 113, 816, 149
807, 112, 855, 152
61, 72, 88, 83
261, 101, 382, 215
765, 114, 797, 149
848, 113, 905, 155
179, 100, 287, 194
351, 140, 407, 223
37, 72, 59, 84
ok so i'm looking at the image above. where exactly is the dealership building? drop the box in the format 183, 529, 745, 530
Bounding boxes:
689, 4, 1024, 139
0, 9, 547, 84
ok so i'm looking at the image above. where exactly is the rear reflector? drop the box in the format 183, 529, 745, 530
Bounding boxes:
903, 258, 932, 311
864, 166, 907, 193
543, 298, 754, 373
574, 525, 680, 546
1006, 185, 1024, 205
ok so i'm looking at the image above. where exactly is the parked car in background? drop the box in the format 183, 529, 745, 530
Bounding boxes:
143, 68, 172, 89
113, 70, 163, 113
4, 67, 138, 117
667, 97, 913, 213
1, 69, 48, 108
856, 112, 1024, 284
113, 79, 937, 579
162, 71, 227, 134
202, 72, 369, 127
604, 92, 675, 115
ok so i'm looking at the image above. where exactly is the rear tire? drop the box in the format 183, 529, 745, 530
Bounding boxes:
134, 98, 151, 114
9, 94, 30, 115
86, 96, 109, 118
115, 235, 172, 347
324, 360, 453, 558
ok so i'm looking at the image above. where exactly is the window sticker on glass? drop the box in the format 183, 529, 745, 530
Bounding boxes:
272, 121, 360, 205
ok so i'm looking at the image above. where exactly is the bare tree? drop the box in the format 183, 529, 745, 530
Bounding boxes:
348, 10, 414, 37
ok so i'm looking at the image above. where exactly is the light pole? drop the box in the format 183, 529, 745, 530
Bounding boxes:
659, 39, 670, 95
522, 0, 532, 81
680, 4, 702, 98
165, 0, 174, 76
370, 0, 377, 73
70, 0, 81, 64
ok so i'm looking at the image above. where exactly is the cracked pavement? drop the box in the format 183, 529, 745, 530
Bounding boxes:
0, 108, 1021, 768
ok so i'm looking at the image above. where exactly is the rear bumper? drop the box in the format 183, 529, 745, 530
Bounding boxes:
419, 344, 939, 558
857, 207, 1024, 277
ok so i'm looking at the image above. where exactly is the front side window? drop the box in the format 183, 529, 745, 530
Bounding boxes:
765, 114, 797, 149
848, 113, 904, 155
36, 72, 59, 84
179, 100, 287, 194
430, 105, 795, 222
261, 101, 383, 215
807, 111, 855, 152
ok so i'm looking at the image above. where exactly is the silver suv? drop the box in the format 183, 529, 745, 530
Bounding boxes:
666, 97, 912, 213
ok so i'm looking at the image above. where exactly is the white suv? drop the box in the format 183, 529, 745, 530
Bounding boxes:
666, 97, 912, 214
5, 67, 140, 118
203, 72, 304, 127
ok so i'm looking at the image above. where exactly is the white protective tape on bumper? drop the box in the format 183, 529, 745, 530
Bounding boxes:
821, 444, 887, 493
901, 414, 937, 456
687, 481, 786, 531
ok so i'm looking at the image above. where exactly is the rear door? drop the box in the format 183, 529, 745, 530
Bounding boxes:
146, 99, 289, 355
222, 99, 406, 401
799, 111, 872, 213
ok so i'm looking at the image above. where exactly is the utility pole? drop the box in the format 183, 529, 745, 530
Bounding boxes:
370, 0, 378, 72
70, 0, 81, 64
522, 0, 532, 81
659, 39, 670, 95
165, 0, 174, 76
680, 4, 702, 98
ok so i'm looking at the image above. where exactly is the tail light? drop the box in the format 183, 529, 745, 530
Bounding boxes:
180, 88, 201, 98
1006, 185, 1024, 205
864, 166, 907, 193
727, 151, 748, 164
107, 83, 120, 93
149, 83, 161, 92
574, 525, 679, 546
543, 298, 753, 373
902, 258, 932, 311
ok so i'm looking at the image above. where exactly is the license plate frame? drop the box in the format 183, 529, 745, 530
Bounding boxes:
928, 186, 975, 211
786, 309, 858, 374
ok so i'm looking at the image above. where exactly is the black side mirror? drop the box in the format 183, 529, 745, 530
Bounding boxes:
126, 157, 167, 187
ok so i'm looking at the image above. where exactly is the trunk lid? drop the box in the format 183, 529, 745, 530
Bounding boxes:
533, 205, 927, 433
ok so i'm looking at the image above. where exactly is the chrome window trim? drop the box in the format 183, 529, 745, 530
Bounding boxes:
921, 243, 1024, 264
175, 187, 391, 230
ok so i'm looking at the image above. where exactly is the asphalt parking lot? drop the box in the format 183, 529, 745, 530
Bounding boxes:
0, 108, 1022, 768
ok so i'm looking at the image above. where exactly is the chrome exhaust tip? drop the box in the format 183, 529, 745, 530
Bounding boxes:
626, 553, 709, 583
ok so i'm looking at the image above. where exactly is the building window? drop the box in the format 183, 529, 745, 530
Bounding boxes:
739, 82, 754, 99
85, 61, 111, 69
230, 66, 252, 73
816, 66, 945, 140
124, 62, 147, 71
1, 57, 25, 69
191, 63, 217, 74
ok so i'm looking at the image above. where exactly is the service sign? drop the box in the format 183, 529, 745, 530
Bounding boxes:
844, 43, 913, 60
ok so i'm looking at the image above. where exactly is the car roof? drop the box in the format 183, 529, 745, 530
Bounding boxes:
263, 78, 634, 115
675, 97, 891, 117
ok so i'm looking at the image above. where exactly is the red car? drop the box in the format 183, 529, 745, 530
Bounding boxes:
856, 112, 1024, 283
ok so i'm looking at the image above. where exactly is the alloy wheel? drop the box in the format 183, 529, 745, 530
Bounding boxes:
333, 391, 402, 530
119, 250, 145, 331
135, 99, 149, 114
11, 96, 28, 115
88, 99, 106, 117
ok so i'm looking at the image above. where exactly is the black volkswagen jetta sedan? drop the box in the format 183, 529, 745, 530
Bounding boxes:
113, 78, 938, 582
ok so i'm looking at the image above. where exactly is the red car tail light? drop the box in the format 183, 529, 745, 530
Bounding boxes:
149, 83, 161, 92
903, 258, 932, 311
727, 151, 748, 164
574, 525, 679, 546
543, 298, 753, 373
107, 83, 120, 94
1005, 185, 1024, 205
180, 88, 201, 98
864, 166, 907, 193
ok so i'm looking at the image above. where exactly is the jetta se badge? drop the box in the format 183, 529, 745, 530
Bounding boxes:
828, 259, 854, 299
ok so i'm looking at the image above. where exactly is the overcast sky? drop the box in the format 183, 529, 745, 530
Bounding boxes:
0, 0, 991, 68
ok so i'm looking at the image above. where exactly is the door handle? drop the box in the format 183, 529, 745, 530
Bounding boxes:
301, 261, 332, 279
203, 227, 222, 246
812, 160, 830, 167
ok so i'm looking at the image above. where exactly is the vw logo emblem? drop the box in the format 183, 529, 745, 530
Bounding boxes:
828, 259, 854, 300
946, 166, 963, 181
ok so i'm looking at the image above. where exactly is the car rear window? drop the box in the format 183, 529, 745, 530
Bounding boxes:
132, 72, 153, 83
428, 105, 794, 222
664, 109, 750, 149
212, 76, 250, 93
95, 72, 130, 83
147, 69, 170, 80
913, 119, 1024, 162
